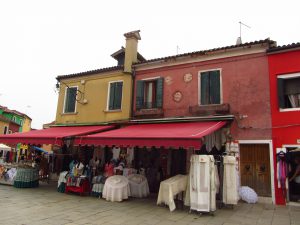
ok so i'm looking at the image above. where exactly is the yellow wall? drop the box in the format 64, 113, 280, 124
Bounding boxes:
55, 71, 132, 125
0, 121, 9, 134
22, 117, 32, 132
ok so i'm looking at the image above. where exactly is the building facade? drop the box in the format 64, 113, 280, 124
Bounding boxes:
133, 39, 277, 201
55, 31, 143, 126
267, 43, 300, 205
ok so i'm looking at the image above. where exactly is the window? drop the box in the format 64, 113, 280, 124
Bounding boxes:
108, 81, 123, 110
136, 78, 164, 109
12, 116, 17, 122
19, 119, 23, 126
199, 70, 221, 105
278, 74, 300, 110
64, 87, 78, 113
3, 126, 8, 134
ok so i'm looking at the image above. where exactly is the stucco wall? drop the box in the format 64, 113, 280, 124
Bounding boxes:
55, 72, 132, 125
134, 52, 271, 140
268, 49, 300, 205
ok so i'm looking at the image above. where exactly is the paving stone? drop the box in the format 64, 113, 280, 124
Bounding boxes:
0, 183, 298, 225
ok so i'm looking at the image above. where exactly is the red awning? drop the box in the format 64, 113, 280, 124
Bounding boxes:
0, 125, 115, 145
75, 121, 227, 149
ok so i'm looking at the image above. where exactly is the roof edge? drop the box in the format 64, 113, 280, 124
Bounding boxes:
267, 42, 300, 54
56, 65, 124, 81
133, 39, 276, 67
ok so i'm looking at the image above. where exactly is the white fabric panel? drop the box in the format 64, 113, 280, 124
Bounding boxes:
157, 174, 188, 212
102, 175, 131, 202
128, 174, 149, 198
223, 156, 238, 205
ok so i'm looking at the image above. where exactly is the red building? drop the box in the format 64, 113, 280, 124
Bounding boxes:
267, 43, 300, 205
133, 39, 277, 202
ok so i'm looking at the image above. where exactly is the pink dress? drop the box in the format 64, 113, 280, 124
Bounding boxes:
105, 163, 114, 177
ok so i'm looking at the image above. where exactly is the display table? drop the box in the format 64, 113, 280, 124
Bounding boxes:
128, 174, 149, 198
57, 171, 68, 193
0, 165, 17, 186
102, 175, 130, 202
92, 183, 104, 197
65, 176, 90, 196
14, 167, 39, 188
157, 174, 188, 212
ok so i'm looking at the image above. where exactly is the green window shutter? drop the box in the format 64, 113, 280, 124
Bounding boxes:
109, 83, 116, 110
277, 78, 285, 109
109, 82, 123, 110
114, 82, 123, 109
200, 72, 210, 105
136, 80, 145, 110
156, 77, 164, 108
65, 87, 77, 113
209, 70, 221, 104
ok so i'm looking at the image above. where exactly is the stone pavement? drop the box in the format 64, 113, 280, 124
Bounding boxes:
0, 182, 299, 225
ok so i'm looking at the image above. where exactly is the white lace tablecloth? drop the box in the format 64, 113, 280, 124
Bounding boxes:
157, 174, 188, 211
102, 175, 131, 202
128, 174, 149, 198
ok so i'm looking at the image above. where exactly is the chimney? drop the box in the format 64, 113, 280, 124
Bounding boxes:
124, 30, 141, 73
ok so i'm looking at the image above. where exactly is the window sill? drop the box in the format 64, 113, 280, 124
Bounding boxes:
190, 103, 230, 116
279, 107, 300, 112
61, 112, 78, 115
134, 108, 164, 117
104, 109, 122, 113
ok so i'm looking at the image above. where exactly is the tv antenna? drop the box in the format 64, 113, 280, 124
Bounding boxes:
176, 45, 180, 54
237, 21, 251, 44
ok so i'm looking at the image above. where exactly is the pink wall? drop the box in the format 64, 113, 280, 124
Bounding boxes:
134, 52, 271, 140
268, 49, 300, 205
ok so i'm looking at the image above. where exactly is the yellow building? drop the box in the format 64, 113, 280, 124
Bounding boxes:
55, 30, 144, 125
0, 115, 10, 135
21, 115, 32, 132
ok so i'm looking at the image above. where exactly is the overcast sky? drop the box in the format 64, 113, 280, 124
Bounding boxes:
0, 0, 299, 129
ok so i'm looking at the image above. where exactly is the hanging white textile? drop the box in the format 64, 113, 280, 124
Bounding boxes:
223, 156, 238, 205
186, 155, 217, 212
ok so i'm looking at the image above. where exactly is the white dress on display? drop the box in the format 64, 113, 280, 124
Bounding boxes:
223, 156, 238, 205
188, 155, 217, 212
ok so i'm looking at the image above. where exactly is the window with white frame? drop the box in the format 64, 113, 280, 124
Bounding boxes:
199, 70, 221, 105
107, 81, 123, 110
64, 87, 78, 113
278, 74, 300, 110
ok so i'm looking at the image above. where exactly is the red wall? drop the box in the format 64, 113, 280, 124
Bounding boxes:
268, 49, 300, 205
9, 122, 20, 133
134, 52, 271, 140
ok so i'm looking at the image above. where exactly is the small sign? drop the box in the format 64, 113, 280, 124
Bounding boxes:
297, 139, 300, 144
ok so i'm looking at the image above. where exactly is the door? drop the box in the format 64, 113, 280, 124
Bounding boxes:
240, 144, 271, 197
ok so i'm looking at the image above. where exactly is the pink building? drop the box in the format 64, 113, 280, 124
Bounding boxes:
133, 39, 277, 202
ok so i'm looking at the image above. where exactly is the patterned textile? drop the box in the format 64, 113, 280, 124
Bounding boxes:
66, 176, 86, 187
13, 168, 39, 188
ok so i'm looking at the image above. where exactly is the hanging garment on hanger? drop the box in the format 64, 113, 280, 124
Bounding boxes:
190, 155, 210, 212
223, 156, 238, 205
276, 155, 288, 199
209, 155, 217, 211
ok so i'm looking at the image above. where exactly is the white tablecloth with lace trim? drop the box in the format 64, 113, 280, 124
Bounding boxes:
157, 174, 188, 211
128, 174, 149, 198
102, 175, 131, 202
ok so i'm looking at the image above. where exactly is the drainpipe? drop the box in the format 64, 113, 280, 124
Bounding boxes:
130, 68, 136, 120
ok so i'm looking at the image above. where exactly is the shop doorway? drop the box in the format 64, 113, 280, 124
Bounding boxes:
286, 147, 300, 203
240, 144, 271, 197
